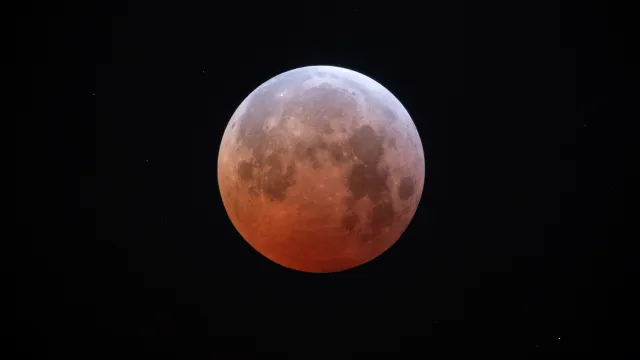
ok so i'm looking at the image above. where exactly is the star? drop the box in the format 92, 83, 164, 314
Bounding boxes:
146, 159, 149, 163
92, 93, 95, 96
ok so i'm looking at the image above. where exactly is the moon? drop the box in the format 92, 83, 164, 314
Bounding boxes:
218, 65, 425, 273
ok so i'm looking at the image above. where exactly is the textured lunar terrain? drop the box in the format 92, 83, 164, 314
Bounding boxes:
218, 66, 425, 273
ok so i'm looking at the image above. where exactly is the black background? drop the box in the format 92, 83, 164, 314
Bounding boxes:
15, 0, 633, 356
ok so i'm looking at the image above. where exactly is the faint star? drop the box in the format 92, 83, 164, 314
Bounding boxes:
558, 337, 561, 340
146, 159, 149, 163
92, 93, 95, 96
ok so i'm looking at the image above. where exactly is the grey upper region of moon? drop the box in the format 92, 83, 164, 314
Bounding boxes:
217, 65, 425, 273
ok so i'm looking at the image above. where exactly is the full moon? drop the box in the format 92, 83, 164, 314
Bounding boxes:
218, 65, 425, 273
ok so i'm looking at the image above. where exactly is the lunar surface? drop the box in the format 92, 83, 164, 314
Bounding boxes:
218, 65, 425, 273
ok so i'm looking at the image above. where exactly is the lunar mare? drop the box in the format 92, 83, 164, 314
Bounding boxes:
218, 65, 425, 273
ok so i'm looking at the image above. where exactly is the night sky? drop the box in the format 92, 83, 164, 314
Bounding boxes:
15, 1, 633, 356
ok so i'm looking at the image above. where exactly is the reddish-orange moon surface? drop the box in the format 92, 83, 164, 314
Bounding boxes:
218, 66, 425, 273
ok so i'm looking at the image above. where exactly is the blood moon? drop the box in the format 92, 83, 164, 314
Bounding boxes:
218, 66, 425, 273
